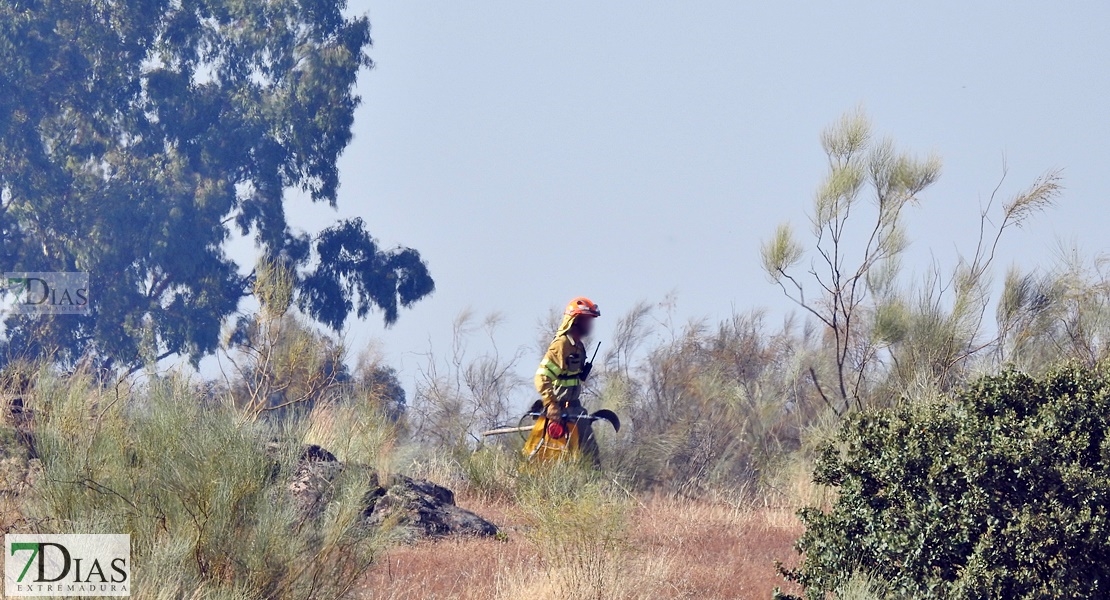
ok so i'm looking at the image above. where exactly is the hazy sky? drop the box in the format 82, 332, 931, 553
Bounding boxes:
258, 1, 1110, 398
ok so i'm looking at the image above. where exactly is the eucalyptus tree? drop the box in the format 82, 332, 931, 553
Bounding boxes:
0, 0, 433, 370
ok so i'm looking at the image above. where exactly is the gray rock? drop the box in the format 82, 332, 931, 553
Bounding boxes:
287, 445, 498, 539
363, 475, 500, 539
288, 451, 345, 519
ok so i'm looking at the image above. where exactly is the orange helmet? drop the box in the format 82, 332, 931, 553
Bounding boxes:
564, 296, 600, 318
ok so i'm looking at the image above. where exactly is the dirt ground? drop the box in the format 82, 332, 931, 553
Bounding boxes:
358, 495, 803, 600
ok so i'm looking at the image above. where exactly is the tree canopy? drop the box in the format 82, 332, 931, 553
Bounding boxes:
0, 0, 433, 370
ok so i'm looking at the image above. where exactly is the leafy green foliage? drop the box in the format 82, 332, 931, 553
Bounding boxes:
300, 218, 434, 330
778, 366, 1110, 599
0, 0, 432, 370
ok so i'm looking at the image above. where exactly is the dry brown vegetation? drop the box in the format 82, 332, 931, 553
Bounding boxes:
360, 495, 803, 600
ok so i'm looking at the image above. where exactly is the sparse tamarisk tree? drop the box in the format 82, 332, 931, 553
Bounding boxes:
761, 110, 941, 413
874, 166, 1061, 396
995, 250, 1110, 370
222, 261, 346, 421
761, 110, 1061, 412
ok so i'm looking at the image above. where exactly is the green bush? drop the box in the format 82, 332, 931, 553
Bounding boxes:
777, 365, 1110, 599
21, 373, 387, 600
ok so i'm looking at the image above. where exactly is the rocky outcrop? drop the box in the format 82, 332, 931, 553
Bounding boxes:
362, 475, 499, 538
289, 444, 498, 539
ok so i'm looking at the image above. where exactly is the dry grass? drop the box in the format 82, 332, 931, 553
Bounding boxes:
358, 495, 802, 600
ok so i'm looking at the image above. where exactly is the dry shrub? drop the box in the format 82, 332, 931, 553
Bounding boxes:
514, 464, 631, 599
599, 307, 830, 496
303, 399, 400, 474
16, 371, 391, 600
409, 311, 525, 452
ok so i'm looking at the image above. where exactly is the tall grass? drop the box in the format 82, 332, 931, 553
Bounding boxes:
514, 464, 631, 600
16, 371, 390, 600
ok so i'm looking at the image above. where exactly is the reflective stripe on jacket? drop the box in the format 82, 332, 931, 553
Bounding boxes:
534, 330, 587, 409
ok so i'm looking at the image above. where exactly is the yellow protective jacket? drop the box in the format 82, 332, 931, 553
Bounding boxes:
534, 314, 588, 412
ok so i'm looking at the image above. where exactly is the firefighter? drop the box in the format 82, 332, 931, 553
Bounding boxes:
534, 296, 601, 464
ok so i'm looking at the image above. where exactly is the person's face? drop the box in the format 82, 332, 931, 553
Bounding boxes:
575, 316, 595, 337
